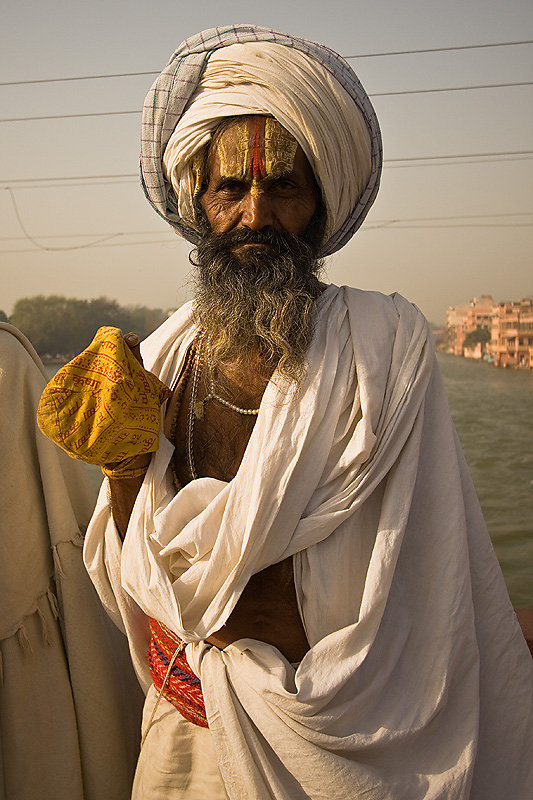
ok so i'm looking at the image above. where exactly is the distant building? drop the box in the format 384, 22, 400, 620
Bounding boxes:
487, 299, 533, 369
445, 296, 494, 358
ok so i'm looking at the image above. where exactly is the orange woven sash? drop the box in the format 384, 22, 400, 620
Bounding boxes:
148, 618, 208, 728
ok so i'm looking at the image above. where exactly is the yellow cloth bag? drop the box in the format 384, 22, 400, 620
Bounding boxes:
37, 327, 171, 477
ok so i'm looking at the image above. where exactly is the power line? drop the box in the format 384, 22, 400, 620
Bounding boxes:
0, 230, 172, 241
2, 224, 531, 254
370, 212, 533, 222
372, 81, 533, 97
2, 212, 530, 240
345, 39, 533, 58
386, 150, 533, 162
3, 150, 532, 188
2, 80, 532, 124
365, 222, 533, 229
0, 179, 138, 190
6, 187, 123, 251
0, 72, 158, 87
0, 238, 178, 254
0, 110, 139, 123
386, 155, 533, 168
0, 173, 137, 183
2, 213, 532, 253
1, 40, 532, 87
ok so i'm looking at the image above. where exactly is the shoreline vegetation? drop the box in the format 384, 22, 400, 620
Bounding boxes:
3, 295, 172, 363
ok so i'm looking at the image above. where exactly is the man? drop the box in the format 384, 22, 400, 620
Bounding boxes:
41, 25, 532, 799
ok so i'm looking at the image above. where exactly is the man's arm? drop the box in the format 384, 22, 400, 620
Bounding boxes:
106, 333, 151, 539
107, 459, 150, 539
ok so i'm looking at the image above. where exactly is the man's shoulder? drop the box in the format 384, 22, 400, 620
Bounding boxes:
321, 285, 432, 362
0, 323, 48, 382
341, 285, 421, 314
140, 301, 195, 375
327, 284, 428, 329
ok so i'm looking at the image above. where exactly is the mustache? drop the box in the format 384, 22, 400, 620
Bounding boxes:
199, 227, 313, 257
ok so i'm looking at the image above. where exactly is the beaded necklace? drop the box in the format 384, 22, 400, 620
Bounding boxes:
186, 340, 261, 480
168, 345, 196, 491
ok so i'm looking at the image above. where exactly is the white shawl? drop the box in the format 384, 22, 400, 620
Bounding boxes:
84, 285, 533, 799
0, 323, 143, 800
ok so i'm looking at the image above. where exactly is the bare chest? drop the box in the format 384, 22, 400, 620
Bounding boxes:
166, 355, 263, 486
163, 349, 309, 661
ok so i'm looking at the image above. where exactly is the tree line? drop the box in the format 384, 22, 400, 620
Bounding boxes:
5, 295, 170, 359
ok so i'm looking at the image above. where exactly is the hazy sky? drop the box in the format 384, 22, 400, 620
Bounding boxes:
1, 0, 532, 324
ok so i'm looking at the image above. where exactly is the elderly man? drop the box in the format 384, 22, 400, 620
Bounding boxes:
40, 25, 532, 800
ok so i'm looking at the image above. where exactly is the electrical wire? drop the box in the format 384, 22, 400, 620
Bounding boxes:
0, 110, 139, 123
2, 151, 532, 188
365, 222, 533, 229
344, 40, 533, 58
1, 173, 136, 182
0, 230, 171, 241
386, 150, 533, 161
2, 81, 533, 123
371, 81, 533, 97
2, 212, 532, 254
6, 188, 120, 251
1, 39, 531, 86
2, 211, 531, 241
0, 238, 178, 254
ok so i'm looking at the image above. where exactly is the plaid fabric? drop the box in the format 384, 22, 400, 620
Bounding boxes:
140, 24, 382, 256
148, 617, 208, 728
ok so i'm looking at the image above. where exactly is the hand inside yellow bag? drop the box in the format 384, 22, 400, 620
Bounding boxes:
37, 327, 171, 477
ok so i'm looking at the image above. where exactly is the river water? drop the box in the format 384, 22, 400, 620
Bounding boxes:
437, 353, 533, 607
46, 355, 533, 607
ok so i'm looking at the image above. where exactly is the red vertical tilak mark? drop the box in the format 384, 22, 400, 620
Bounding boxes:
250, 117, 265, 179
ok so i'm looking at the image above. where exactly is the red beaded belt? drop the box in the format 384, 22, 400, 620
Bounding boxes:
147, 617, 208, 728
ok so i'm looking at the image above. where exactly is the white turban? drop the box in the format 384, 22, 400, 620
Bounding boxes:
161, 42, 372, 242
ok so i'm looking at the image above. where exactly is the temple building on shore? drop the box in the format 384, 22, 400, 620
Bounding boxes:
444, 296, 533, 368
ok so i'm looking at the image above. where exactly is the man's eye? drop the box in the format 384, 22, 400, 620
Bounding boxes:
217, 179, 245, 194
271, 178, 298, 192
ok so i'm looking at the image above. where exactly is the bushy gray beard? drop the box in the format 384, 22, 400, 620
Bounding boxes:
190, 224, 324, 383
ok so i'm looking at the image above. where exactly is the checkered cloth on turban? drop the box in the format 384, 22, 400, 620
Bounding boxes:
140, 24, 382, 256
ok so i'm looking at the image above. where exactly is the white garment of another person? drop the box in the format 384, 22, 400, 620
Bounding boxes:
0, 323, 144, 800
84, 286, 533, 800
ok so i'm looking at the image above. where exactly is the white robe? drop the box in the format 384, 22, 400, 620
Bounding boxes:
84, 285, 533, 799
0, 323, 144, 800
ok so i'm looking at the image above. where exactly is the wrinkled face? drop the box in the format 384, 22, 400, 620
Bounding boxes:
200, 116, 319, 246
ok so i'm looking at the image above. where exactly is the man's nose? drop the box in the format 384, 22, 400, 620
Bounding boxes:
240, 189, 274, 230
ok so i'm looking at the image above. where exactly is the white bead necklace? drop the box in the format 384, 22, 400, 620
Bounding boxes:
186, 342, 261, 480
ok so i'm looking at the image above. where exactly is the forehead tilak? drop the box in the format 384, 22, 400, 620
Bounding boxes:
215, 117, 298, 187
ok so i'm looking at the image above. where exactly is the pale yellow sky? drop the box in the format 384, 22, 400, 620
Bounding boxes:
1, 0, 532, 325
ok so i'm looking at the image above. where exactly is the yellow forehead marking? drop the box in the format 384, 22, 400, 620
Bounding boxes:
215, 117, 298, 192
191, 148, 206, 197
263, 117, 298, 178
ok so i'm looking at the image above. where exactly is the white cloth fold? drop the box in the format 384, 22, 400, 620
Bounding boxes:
84, 285, 533, 799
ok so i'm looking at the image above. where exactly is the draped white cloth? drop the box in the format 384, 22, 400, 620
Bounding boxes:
84, 285, 533, 799
0, 323, 143, 800
162, 42, 372, 240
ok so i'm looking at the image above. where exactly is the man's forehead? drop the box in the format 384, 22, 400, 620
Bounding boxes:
210, 116, 299, 181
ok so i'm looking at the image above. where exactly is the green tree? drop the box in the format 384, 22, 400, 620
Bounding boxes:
463, 326, 491, 350
124, 305, 168, 338
10, 295, 167, 358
